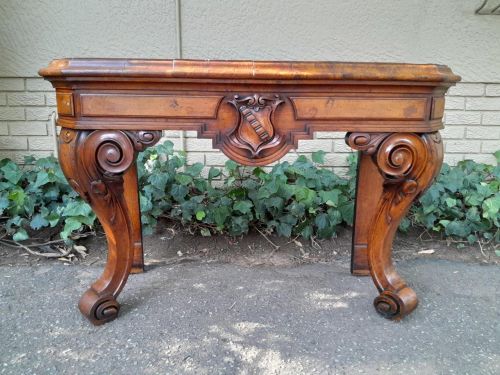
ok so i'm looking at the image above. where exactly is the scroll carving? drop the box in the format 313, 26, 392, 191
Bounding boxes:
346, 133, 390, 155
58, 128, 161, 325
347, 131, 443, 319
125, 130, 163, 151
228, 94, 284, 157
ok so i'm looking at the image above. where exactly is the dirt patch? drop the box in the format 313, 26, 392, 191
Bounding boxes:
0, 220, 498, 268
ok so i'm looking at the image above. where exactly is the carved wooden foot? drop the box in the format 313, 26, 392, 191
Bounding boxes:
58, 128, 161, 325
346, 132, 443, 319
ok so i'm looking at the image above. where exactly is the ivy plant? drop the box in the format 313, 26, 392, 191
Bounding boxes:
0, 143, 498, 249
136, 142, 355, 239
404, 151, 500, 245
0, 156, 95, 242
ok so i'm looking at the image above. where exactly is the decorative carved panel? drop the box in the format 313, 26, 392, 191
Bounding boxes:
79, 94, 223, 118
227, 94, 284, 157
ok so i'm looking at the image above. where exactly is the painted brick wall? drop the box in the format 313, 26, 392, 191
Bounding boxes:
0, 77, 56, 163
0, 78, 498, 169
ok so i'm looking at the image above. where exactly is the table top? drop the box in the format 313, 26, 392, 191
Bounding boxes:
39, 58, 460, 83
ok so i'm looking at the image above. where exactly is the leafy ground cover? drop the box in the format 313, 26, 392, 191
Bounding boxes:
0, 142, 498, 259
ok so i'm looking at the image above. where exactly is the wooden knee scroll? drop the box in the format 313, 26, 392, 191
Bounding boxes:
347, 132, 443, 319
58, 128, 161, 325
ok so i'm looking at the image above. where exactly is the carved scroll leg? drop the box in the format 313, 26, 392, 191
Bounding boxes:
58, 128, 161, 325
347, 132, 443, 319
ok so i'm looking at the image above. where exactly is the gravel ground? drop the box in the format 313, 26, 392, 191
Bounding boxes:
0, 259, 499, 374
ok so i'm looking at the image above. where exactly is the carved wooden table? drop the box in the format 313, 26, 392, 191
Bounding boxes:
39, 59, 460, 325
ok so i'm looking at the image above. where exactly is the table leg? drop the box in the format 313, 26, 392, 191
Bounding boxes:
58, 128, 161, 325
124, 164, 145, 274
346, 132, 443, 319
351, 151, 384, 275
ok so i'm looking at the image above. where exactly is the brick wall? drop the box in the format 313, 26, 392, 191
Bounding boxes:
0, 77, 56, 163
0, 78, 498, 170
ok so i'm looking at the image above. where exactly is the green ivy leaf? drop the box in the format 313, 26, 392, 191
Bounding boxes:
312, 150, 326, 164
319, 190, 341, 206
148, 173, 169, 190
300, 224, 313, 239
1, 162, 23, 184
171, 184, 188, 201
140, 193, 153, 212
23, 155, 36, 164
0, 196, 9, 214
196, 210, 206, 221
327, 208, 342, 225
445, 197, 457, 208
8, 188, 25, 207
466, 234, 477, 244
252, 167, 267, 179
30, 214, 49, 230
60, 217, 85, 240
399, 217, 411, 232
185, 163, 204, 177
225, 160, 238, 171
208, 167, 221, 180
494, 150, 500, 165
277, 222, 292, 237
266, 197, 284, 209
229, 216, 249, 235
62, 200, 92, 217
13, 228, 29, 242
157, 141, 174, 155
175, 174, 193, 185
214, 206, 230, 227
482, 195, 499, 220
34, 171, 50, 188
46, 212, 60, 227
233, 200, 253, 214
315, 213, 329, 230
445, 221, 470, 237
294, 187, 316, 207
339, 202, 354, 225
288, 202, 305, 216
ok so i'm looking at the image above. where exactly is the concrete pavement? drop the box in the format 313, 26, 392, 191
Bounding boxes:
0, 259, 499, 374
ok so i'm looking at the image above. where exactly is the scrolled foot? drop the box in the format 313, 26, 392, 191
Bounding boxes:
79, 289, 120, 326
373, 287, 418, 320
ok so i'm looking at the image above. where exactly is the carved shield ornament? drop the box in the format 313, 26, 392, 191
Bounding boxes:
228, 94, 284, 156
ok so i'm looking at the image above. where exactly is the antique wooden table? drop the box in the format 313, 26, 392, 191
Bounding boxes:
39, 59, 460, 325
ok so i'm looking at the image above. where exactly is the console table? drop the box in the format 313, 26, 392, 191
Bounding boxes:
39, 59, 460, 325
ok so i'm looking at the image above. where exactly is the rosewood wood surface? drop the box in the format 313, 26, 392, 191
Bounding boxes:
39, 58, 460, 325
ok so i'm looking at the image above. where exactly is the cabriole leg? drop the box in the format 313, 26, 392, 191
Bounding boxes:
58, 128, 161, 325
346, 132, 443, 319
